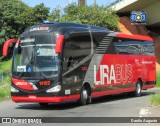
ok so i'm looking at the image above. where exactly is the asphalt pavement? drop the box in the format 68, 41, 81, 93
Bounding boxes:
0, 88, 160, 126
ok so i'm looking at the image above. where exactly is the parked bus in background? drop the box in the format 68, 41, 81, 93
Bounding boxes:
3, 22, 156, 106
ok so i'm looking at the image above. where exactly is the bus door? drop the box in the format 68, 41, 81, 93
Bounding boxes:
62, 31, 93, 96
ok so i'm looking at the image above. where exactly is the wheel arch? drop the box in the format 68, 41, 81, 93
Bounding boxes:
137, 78, 143, 88
82, 82, 92, 97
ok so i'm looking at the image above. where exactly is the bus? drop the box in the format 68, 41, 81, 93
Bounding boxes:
3, 22, 156, 106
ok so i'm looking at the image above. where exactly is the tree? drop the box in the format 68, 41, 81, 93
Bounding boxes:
0, 1, 119, 57
0, 0, 50, 56
48, 4, 119, 31
48, 8, 61, 22
33, 3, 50, 24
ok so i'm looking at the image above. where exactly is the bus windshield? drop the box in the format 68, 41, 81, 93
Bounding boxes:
12, 34, 59, 79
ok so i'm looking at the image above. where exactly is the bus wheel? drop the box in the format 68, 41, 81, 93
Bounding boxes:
134, 80, 142, 97
79, 86, 90, 105
39, 103, 48, 107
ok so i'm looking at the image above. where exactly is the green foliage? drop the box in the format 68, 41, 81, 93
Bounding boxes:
0, 58, 12, 85
48, 4, 120, 31
0, 85, 10, 99
33, 3, 50, 24
0, 59, 12, 99
150, 93, 160, 106
0, 0, 28, 40
0, 0, 49, 56
149, 71, 160, 106
156, 72, 160, 87
0, 1, 119, 57
0, 59, 12, 73
48, 8, 61, 22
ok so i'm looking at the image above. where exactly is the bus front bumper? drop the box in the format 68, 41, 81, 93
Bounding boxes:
12, 95, 80, 103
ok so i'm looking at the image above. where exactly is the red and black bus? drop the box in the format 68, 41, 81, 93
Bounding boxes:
3, 22, 156, 106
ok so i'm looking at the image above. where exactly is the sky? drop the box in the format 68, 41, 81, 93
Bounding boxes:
22, 0, 117, 11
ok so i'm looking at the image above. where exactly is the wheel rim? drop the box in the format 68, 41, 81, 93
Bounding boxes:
137, 83, 141, 94
82, 89, 88, 100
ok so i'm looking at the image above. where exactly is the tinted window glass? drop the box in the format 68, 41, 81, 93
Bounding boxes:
113, 38, 154, 56
106, 42, 117, 54
12, 34, 59, 79
63, 35, 91, 71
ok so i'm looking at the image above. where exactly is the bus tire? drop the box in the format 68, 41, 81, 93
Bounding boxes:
39, 103, 48, 107
79, 86, 91, 105
134, 80, 142, 97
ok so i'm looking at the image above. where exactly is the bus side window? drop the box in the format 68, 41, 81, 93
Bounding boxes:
63, 57, 68, 71
114, 38, 155, 56
63, 35, 91, 71
113, 38, 128, 54
67, 56, 73, 68
142, 41, 155, 56
106, 42, 117, 54
127, 44, 143, 54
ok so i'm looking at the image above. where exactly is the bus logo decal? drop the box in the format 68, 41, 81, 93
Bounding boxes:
94, 64, 133, 85
30, 27, 49, 32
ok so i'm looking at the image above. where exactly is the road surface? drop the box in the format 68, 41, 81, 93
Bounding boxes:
0, 88, 160, 126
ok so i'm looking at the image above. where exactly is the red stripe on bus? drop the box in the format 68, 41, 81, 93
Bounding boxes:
12, 94, 80, 103
92, 87, 136, 98
115, 33, 153, 41
142, 84, 155, 90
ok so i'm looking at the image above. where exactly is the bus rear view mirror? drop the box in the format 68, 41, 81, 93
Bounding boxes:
3, 39, 17, 56
55, 35, 64, 54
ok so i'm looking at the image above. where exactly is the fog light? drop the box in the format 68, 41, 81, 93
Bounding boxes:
11, 86, 19, 92
46, 85, 61, 93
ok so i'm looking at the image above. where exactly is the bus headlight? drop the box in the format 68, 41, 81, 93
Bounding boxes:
46, 85, 61, 93
11, 86, 19, 92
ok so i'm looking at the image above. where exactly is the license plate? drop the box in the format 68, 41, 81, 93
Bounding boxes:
28, 95, 36, 98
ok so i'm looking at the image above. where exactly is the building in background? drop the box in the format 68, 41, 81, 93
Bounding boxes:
112, 0, 160, 34
111, 0, 160, 70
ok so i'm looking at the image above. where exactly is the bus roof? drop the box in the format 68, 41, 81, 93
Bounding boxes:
28, 22, 109, 32
24, 22, 153, 42
115, 33, 153, 41
21, 22, 111, 36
